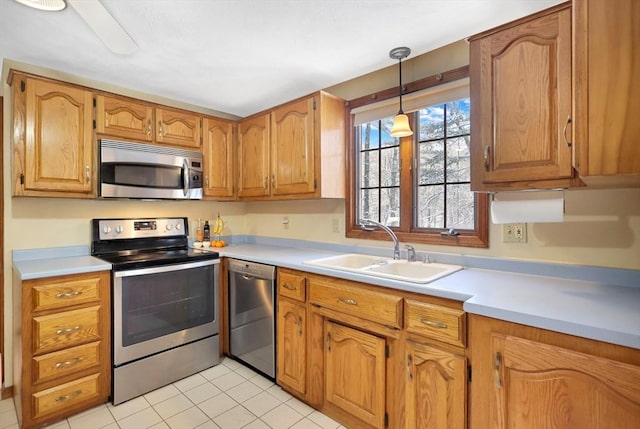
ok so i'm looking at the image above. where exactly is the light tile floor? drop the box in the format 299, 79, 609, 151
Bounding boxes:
0, 358, 347, 429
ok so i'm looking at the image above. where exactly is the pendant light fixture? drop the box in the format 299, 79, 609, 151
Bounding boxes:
389, 46, 413, 138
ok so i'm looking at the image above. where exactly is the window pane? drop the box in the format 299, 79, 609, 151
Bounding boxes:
419, 105, 445, 140
446, 184, 474, 229
417, 185, 444, 228
381, 188, 400, 226
360, 122, 379, 150
446, 137, 471, 183
380, 117, 397, 147
446, 99, 470, 137
381, 147, 400, 186
360, 150, 379, 188
419, 140, 444, 185
360, 189, 379, 221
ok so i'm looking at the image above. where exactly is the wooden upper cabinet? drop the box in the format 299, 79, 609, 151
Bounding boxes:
237, 113, 271, 198
470, 3, 575, 191
96, 95, 153, 142
13, 75, 95, 197
238, 91, 345, 201
202, 116, 235, 199
271, 97, 315, 196
573, 0, 640, 186
492, 333, 640, 429
155, 106, 201, 148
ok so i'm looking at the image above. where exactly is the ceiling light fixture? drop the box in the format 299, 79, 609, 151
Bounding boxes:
14, 0, 66, 11
389, 46, 413, 138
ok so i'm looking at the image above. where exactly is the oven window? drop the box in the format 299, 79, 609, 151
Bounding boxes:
121, 265, 215, 346
102, 163, 183, 189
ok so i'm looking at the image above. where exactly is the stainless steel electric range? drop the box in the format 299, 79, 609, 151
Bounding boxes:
91, 217, 220, 405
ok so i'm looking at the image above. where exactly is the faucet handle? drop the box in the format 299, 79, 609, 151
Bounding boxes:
405, 244, 416, 262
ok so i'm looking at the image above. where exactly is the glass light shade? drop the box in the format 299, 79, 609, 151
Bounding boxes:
390, 113, 413, 137
14, 0, 66, 11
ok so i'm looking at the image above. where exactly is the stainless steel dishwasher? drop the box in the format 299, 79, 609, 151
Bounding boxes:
227, 259, 276, 378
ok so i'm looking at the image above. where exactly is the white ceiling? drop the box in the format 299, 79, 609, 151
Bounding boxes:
0, 0, 563, 118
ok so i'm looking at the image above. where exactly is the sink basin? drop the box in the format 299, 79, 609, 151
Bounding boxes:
304, 253, 391, 269
303, 253, 462, 284
363, 261, 462, 283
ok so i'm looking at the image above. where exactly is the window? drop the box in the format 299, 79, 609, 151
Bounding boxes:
346, 69, 488, 248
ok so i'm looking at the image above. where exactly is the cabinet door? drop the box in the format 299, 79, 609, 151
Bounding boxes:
470, 6, 573, 190
276, 299, 306, 397
156, 107, 201, 148
270, 97, 316, 196
325, 321, 386, 428
238, 114, 270, 198
574, 0, 640, 185
406, 341, 467, 429
24, 78, 94, 194
492, 333, 640, 429
202, 116, 234, 199
96, 95, 154, 141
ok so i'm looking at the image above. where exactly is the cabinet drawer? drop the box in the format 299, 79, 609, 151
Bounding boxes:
33, 306, 101, 355
405, 300, 466, 347
278, 270, 307, 302
33, 341, 102, 385
32, 373, 101, 420
309, 280, 402, 329
31, 275, 102, 312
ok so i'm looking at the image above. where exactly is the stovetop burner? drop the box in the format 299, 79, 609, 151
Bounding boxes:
91, 217, 219, 270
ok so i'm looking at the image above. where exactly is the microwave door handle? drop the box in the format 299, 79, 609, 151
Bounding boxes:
182, 158, 190, 197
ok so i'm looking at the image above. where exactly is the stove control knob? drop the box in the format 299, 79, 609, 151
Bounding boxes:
175, 223, 182, 230
166, 224, 174, 231
115, 225, 124, 234
102, 226, 112, 234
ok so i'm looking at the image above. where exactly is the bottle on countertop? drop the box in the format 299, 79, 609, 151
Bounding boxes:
203, 220, 211, 241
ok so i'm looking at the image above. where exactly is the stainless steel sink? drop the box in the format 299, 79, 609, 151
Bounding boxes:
303, 253, 462, 284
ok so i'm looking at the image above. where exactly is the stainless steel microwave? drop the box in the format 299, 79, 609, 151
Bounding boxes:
99, 139, 203, 199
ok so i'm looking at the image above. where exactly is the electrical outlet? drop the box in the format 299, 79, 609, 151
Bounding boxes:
503, 223, 527, 243
282, 216, 290, 230
332, 217, 340, 233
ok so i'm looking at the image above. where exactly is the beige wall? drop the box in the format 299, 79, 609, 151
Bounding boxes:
3, 39, 640, 387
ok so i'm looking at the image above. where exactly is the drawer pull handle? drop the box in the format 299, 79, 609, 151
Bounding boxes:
338, 297, 358, 306
55, 290, 83, 299
55, 357, 83, 369
55, 390, 82, 402
56, 325, 82, 335
420, 318, 447, 329
282, 283, 297, 291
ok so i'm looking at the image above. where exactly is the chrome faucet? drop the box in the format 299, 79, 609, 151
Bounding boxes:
405, 244, 416, 262
360, 218, 401, 260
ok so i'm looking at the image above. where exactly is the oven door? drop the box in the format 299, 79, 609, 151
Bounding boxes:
113, 259, 219, 366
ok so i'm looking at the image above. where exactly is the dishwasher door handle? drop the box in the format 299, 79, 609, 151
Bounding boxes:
241, 274, 256, 281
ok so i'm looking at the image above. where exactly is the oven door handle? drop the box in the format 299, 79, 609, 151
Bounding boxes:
182, 158, 190, 197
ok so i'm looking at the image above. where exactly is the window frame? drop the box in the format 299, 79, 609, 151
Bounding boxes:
345, 66, 489, 248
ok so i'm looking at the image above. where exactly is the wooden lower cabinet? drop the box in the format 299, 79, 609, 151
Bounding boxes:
276, 298, 307, 397
14, 271, 111, 429
405, 341, 466, 429
325, 321, 386, 428
469, 314, 640, 429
